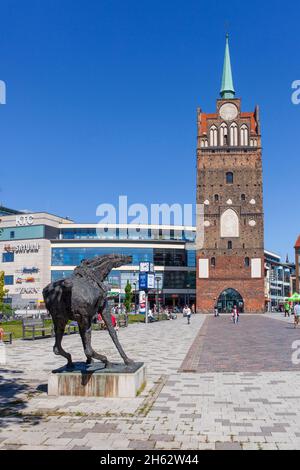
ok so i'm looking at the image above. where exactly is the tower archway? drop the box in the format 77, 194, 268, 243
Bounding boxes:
217, 288, 244, 313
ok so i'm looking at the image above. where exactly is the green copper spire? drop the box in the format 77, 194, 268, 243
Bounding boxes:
220, 34, 235, 99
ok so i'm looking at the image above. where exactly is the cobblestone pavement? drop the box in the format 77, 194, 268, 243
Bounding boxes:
180, 315, 300, 372
1, 314, 300, 450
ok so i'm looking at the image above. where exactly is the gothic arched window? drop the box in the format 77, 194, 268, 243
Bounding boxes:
230, 122, 238, 146
210, 125, 218, 147
240, 124, 249, 146
220, 123, 228, 146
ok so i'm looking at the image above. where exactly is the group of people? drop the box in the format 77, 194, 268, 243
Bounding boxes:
283, 301, 300, 328
214, 304, 240, 324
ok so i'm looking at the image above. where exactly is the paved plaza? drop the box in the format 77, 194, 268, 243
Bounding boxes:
1, 313, 300, 450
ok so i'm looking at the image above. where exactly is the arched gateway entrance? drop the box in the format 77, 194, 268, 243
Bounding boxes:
217, 288, 244, 313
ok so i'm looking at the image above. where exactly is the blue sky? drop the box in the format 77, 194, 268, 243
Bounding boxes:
0, 0, 299, 259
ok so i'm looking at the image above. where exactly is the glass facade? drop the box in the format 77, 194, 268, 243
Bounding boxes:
52, 247, 153, 266
0, 225, 45, 241
52, 246, 196, 268
59, 227, 196, 242
51, 269, 196, 290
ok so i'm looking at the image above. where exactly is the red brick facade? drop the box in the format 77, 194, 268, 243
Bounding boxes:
196, 98, 265, 313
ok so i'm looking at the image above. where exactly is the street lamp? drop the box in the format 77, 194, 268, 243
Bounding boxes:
133, 281, 137, 313
186, 283, 190, 307
156, 277, 161, 314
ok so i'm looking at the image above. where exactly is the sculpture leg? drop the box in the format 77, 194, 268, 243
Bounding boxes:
53, 319, 73, 368
102, 311, 133, 365
78, 318, 108, 365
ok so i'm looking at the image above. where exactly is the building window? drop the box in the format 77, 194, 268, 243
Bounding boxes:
211, 257, 216, 267
220, 123, 228, 146
241, 194, 246, 201
226, 172, 233, 184
10, 231, 15, 239
240, 124, 249, 146
245, 257, 250, 267
4, 275, 14, 285
228, 241, 232, 250
230, 122, 238, 146
2, 252, 14, 262
210, 125, 218, 146
214, 194, 219, 202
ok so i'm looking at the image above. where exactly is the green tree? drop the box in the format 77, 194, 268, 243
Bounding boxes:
0, 271, 10, 315
124, 280, 133, 313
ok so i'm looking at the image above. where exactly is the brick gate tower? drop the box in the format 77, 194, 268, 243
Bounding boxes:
196, 35, 265, 313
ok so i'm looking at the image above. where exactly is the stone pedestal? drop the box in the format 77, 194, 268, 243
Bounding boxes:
48, 362, 146, 398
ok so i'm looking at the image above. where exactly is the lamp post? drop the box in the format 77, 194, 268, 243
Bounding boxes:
133, 281, 137, 313
186, 283, 190, 307
156, 277, 161, 314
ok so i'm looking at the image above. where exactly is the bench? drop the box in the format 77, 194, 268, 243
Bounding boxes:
3, 331, 12, 344
22, 318, 54, 340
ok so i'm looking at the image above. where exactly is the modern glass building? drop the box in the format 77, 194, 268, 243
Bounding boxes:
51, 224, 197, 308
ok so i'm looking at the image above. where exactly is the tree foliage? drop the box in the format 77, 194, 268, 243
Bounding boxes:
124, 280, 133, 313
0, 271, 10, 315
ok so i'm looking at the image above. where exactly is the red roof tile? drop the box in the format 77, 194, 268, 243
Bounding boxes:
295, 236, 300, 249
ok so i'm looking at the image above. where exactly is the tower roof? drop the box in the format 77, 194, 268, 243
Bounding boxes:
220, 34, 235, 99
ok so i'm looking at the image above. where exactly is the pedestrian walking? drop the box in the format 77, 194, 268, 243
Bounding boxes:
214, 305, 219, 317
294, 302, 300, 328
284, 301, 290, 317
185, 305, 192, 325
232, 305, 239, 324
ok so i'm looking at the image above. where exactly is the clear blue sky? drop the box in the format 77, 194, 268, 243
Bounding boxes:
0, 0, 299, 259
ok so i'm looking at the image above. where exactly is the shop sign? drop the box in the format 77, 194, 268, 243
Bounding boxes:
16, 215, 34, 226
16, 287, 40, 295
4, 243, 40, 254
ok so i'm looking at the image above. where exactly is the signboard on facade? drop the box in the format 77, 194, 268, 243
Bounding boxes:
139, 290, 146, 313
4, 243, 40, 254
16, 215, 34, 226
139, 272, 155, 290
139, 262, 154, 273
139, 273, 148, 290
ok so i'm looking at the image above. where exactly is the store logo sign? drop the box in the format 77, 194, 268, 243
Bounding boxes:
4, 243, 40, 253
16, 215, 34, 226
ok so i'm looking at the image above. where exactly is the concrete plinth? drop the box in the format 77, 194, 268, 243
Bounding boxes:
48, 362, 146, 398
